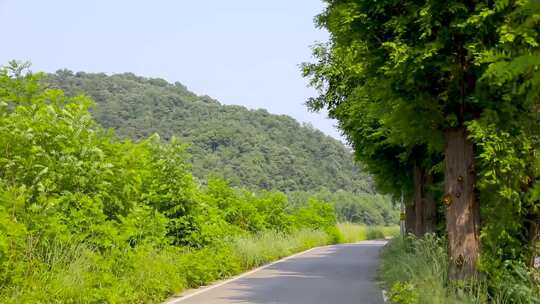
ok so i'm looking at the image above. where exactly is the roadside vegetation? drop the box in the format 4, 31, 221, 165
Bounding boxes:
0, 63, 397, 303
381, 236, 540, 304
1, 229, 337, 304
337, 222, 399, 243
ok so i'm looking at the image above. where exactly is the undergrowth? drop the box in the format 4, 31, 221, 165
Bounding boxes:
1, 225, 398, 303
380, 235, 540, 304
337, 222, 399, 243
0, 229, 333, 303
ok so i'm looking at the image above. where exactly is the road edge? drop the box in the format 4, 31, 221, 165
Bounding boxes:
164, 240, 388, 303
163, 245, 328, 303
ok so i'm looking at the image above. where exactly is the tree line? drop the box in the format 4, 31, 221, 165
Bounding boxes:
45, 70, 373, 194
303, 0, 540, 298
41, 69, 399, 227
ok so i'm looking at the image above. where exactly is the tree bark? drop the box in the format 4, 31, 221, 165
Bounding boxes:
413, 163, 436, 236
405, 198, 416, 235
414, 163, 425, 236
521, 155, 539, 268
525, 212, 540, 267
423, 172, 437, 234
444, 128, 480, 280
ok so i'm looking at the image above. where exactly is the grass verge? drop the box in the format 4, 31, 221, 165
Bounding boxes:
380, 235, 540, 304
0, 224, 399, 303
337, 222, 399, 243
0, 229, 333, 303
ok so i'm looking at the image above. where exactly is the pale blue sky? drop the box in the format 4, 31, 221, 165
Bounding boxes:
0, 0, 342, 139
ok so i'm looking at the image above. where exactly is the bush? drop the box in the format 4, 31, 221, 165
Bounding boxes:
288, 190, 399, 226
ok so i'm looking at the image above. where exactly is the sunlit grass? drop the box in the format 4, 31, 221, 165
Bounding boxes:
0, 229, 333, 303
1, 224, 406, 303
232, 229, 332, 269
337, 222, 399, 243
380, 226, 400, 238
380, 235, 540, 304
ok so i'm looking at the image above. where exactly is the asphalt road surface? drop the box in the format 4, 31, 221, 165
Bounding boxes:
167, 240, 387, 304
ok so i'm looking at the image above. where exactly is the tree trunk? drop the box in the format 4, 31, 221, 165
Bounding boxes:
414, 163, 425, 236
522, 156, 539, 268
405, 198, 416, 235
423, 172, 437, 234
413, 163, 436, 236
525, 213, 540, 267
444, 128, 480, 280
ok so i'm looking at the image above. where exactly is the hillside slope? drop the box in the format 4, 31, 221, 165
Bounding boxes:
46, 70, 372, 193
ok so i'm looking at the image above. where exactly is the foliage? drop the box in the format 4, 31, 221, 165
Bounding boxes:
289, 190, 399, 226
337, 222, 368, 243
0, 229, 334, 304
388, 282, 419, 304
366, 227, 386, 240
304, 0, 540, 296
232, 229, 331, 269
0, 62, 349, 303
468, 114, 538, 273
336, 222, 398, 243
45, 70, 373, 194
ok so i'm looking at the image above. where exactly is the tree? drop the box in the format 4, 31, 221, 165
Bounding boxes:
304, 0, 540, 280
303, 33, 440, 238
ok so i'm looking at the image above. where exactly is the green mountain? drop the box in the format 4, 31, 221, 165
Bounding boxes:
45, 70, 372, 193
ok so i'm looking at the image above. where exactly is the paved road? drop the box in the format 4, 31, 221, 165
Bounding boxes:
167, 241, 387, 304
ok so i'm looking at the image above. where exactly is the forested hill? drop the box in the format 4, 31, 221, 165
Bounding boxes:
46, 70, 372, 193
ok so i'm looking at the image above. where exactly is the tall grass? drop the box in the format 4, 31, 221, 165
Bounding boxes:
232, 229, 331, 269
1, 225, 405, 303
0, 229, 333, 303
337, 222, 399, 243
380, 226, 401, 238
380, 235, 540, 304
381, 235, 458, 304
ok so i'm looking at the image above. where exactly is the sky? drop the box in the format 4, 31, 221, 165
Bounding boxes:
0, 0, 343, 140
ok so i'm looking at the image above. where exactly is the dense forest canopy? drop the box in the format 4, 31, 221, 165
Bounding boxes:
45, 70, 372, 194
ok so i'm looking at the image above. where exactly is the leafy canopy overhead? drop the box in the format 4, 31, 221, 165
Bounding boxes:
304, 0, 540, 295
